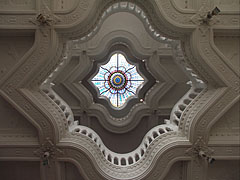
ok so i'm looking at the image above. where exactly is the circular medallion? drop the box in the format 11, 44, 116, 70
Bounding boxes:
108, 71, 127, 90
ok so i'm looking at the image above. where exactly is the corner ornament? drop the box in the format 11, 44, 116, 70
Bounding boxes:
186, 137, 215, 165
29, 2, 61, 36
34, 138, 64, 167
30, 12, 61, 27
190, 5, 220, 26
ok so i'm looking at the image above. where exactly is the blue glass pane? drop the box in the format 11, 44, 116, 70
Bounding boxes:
91, 53, 145, 108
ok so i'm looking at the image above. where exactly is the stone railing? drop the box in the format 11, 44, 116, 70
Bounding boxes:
167, 42, 206, 126
41, 84, 74, 127
75, 2, 172, 44
69, 122, 177, 166
42, 42, 71, 85
169, 86, 203, 126
40, 42, 74, 127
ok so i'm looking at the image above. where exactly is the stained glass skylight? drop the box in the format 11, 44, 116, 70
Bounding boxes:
91, 53, 144, 108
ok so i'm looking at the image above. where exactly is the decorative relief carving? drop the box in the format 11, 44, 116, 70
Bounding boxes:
29, 12, 61, 27
186, 137, 214, 164
181, 40, 214, 85
32, 41, 64, 87
0, 29, 57, 141
0, 0, 35, 10
1, 30, 49, 90
179, 88, 213, 135
65, 149, 105, 180
0, 36, 34, 81
59, 0, 186, 39
62, 134, 188, 180
28, 2, 61, 37
198, 37, 239, 93
0, 14, 36, 26
56, 0, 92, 26
158, 0, 193, 25
192, 89, 236, 140
79, 0, 89, 10
30, 89, 68, 139
0, 147, 38, 158
210, 101, 239, 137
214, 36, 240, 75
57, 34, 184, 133
190, 5, 220, 28
213, 0, 240, 11
34, 138, 63, 166
0, 96, 38, 140
0, 0, 239, 179
210, 146, 240, 157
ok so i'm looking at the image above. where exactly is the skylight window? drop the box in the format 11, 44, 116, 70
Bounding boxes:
91, 53, 144, 108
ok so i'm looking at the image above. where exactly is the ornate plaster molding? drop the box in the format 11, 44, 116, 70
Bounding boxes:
186, 136, 214, 164
59, 132, 190, 180
34, 138, 64, 166
0, 0, 239, 179
52, 30, 186, 133
74, 2, 174, 44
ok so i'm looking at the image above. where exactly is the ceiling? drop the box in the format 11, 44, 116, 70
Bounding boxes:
0, 0, 239, 180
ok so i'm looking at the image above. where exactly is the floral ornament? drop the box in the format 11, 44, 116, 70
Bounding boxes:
34, 138, 64, 167
185, 137, 215, 165
91, 53, 144, 108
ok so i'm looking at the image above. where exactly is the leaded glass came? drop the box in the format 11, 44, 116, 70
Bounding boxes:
91, 53, 144, 108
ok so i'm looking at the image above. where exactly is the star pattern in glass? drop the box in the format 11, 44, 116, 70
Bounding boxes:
91, 53, 144, 108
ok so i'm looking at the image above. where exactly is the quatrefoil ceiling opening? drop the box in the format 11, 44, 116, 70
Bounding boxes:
40, 3, 205, 155
82, 43, 156, 117
91, 52, 145, 109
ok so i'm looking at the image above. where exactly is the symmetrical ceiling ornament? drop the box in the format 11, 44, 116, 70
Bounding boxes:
34, 138, 64, 167
28, 2, 61, 37
0, 0, 239, 180
91, 52, 145, 108
77, 2, 174, 44
185, 136, 214, 165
